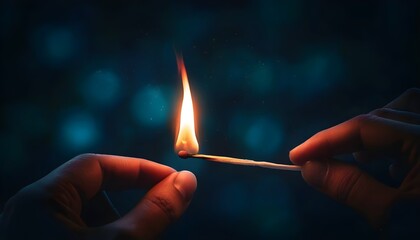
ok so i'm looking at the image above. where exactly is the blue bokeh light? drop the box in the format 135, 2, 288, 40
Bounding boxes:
33, 26, 78, 66
46, 29, 74, 61
82, 70, 121, 107
131, 86, 172, 127
244, 117, 284, 157
280, 50, 344, 98
249, 62, 274, 95
59, 111, 99, 151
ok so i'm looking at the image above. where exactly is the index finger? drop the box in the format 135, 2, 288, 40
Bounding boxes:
289, 114, 419, 165
45, 154, 176, 200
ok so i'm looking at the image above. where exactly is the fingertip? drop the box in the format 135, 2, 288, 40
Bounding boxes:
173, 171, 197, 202
289, 144, 308, 165
112, 171, 198, 238
289, 148, 297, 163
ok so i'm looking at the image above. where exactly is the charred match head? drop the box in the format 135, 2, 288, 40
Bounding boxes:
178, 150, 192, 159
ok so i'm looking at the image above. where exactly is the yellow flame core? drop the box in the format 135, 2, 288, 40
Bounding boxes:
175, 56, 199, 154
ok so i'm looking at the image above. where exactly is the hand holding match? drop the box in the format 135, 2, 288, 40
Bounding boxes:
178, 150, 301, 171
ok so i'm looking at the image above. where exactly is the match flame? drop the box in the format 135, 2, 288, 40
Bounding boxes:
175, 55, 199, 154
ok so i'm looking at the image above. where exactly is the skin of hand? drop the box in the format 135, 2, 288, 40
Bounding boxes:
289, 88, 420, 229
0, 154, 197, 239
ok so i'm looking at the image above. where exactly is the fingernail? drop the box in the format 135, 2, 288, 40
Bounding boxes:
173, 171, 197, 201
302, 161, 329, 189
289, 143, 305, 164
289, 144, 300, 156
289, 148, 296, 159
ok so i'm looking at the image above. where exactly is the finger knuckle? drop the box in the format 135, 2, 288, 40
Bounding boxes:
352, 114, 380, 129
146, 195, 177, 222
402, 88, 420, 99
370, 108, 390, 117
70, 153, 101, 169
74, 153, 98, 162
335, 170, 363, 203
353, 114, 371, 124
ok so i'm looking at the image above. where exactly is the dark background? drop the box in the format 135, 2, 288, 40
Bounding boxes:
1, 0, 419, 239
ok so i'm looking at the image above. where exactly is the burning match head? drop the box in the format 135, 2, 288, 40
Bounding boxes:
178, 150, 192, 159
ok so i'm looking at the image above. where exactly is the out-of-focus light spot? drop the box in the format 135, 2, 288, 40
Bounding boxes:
283, 51, 343, 98
301, 54, 331, 90
82, 70, 121, 107
46, 29, 74, 61
244, 118, 284, 157
250, 63, 273, 94
131, 86, 171, 127
59, 112, 99, 150
33, 26, 78, 66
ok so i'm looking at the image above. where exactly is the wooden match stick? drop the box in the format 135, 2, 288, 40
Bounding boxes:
178, 150, 301, 171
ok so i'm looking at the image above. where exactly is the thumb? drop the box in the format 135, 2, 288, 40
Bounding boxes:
112, 171, 197, 239
301, 160, 397, 228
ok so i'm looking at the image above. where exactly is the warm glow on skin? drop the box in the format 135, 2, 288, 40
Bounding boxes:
175, 55, 199, 154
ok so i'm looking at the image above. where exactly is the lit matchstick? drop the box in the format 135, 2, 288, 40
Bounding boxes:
174, 55, 300, 172
178, 151, 301, 171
